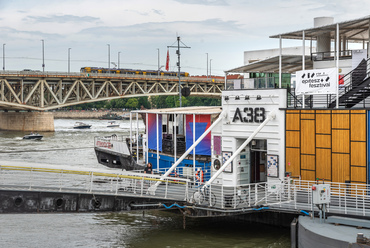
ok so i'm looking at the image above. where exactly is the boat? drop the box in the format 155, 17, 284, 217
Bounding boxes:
73, 122, 91, 129
99, 113, 123, 120
23, 132, 43, 140
107, 121, 120, 127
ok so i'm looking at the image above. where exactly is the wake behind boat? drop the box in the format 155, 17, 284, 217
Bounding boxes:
73, 122, 91, 129
23, 132, 43, 140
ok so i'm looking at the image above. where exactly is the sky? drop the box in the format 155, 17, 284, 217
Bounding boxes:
0, 0, 369, 76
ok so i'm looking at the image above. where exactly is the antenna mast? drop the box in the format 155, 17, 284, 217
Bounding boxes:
167, 36, 190, 107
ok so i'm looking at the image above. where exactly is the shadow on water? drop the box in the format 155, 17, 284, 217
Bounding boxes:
97, 210, 291, 248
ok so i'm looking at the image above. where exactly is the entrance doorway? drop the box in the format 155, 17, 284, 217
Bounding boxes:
250, 140, 267, 183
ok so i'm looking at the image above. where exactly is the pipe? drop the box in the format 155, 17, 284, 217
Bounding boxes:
148, 111, 226, 194
203, 111, 276, 188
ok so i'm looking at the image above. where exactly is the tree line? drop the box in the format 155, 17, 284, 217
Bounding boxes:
65, 96, 221, 110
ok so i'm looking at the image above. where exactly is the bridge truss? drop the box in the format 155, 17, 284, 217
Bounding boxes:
0, 71, 224, 111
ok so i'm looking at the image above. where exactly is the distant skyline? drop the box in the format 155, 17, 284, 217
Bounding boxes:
0, 0, 369, 76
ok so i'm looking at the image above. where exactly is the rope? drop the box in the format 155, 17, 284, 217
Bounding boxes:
162, 203, 186, 209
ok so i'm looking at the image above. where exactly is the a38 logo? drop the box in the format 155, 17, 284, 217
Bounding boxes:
232, 107, 266, 123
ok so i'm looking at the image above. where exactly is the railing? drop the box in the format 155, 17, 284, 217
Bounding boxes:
0, 165, 190, 202
288, 57, 370, 109
311, 50, 352, 61
2, 165, 370, 217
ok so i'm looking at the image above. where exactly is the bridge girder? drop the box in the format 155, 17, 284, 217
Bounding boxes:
0, 73, 224, 111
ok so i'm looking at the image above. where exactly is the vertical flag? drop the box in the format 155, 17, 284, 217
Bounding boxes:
165, 49, 170, 71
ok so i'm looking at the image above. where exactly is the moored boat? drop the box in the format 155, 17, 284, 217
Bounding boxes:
99, 113, 123, 120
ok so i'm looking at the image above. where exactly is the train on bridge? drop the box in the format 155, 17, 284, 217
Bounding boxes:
80, 67, 190, 77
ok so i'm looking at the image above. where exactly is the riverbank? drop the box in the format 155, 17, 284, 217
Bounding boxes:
52, 110, 129, 119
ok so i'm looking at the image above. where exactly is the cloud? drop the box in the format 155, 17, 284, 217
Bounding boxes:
172, 0, 229, 6
23, 14, 100, 24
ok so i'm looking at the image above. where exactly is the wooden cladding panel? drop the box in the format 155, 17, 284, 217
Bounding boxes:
286, 131, 300, 147
332, 113, 349, 129
332, 130, 350, 153
316, 134, 331, 148
351, 166, 367, 183
351, 142, 366, 166
285, 148, 300, 177
301, 155, 315, 170
285, 109, 367, 184
286, 113, 300, 131
351, 113, 366, 141
316, 113, 331, 134
301, 120, 315, 154
301, 170, 316, 181
316, 149, 331, 181
332, 154, 350, 183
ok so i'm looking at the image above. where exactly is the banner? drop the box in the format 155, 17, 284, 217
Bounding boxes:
148, 113, 162, 151
295, 68, 337, 95
185, 114, 211, 156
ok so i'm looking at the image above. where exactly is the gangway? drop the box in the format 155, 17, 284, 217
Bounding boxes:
2, 164, 370, 220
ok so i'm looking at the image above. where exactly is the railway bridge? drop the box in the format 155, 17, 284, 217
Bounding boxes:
0, 71, 224, 131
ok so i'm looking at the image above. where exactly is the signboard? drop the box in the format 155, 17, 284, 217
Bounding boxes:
295, 68, 337, 95
222, 151, 233, 173
267, 154, 279, 177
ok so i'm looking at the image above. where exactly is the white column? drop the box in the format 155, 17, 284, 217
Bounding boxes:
336, 23, 339, 108
193, 114, 196, 182
279, 35, 282, 88
302, 31, 305, 71
156, 113, 159, 171
146, 113, 148, 164
136, 112, 139, 163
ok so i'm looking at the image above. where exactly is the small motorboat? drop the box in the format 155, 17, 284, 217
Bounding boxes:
107, 121, 120, 128
73, 122, 92, 129
23, 132, 43, 140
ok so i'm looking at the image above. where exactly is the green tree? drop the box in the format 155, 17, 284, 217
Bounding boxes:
125, 98, 139, 109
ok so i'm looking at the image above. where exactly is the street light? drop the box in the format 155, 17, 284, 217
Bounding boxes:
68, 48, 71, 74
2, 43, 5, 71
210, 59, 212, 77
118, 51, 121, 69
157, 48, 160, 75
107, 44, 110, 72
206, 53, 208, 78
41, 39, 45, 72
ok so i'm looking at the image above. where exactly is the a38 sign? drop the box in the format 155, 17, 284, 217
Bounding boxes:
232, 107, 266, 123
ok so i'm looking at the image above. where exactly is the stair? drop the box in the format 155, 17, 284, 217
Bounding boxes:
329, 59, 369, 108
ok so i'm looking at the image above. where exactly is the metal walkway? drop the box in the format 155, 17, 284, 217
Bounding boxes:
1, 165, 370, 218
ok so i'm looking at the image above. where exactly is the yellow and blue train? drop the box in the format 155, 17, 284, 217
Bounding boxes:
80, 67, 189, 77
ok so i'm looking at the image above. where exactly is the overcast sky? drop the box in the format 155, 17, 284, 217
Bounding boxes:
0, 0, 369, 76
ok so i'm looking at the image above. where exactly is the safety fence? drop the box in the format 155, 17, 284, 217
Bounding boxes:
2, 165, 370, 217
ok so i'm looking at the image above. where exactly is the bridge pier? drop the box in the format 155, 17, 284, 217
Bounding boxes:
0, 112, 54, 132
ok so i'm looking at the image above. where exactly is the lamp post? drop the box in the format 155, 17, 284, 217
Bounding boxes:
206, 53, 208, 78
107, 44, 110, 73
2, 43, 5, 71
210, 59, 212, 77
41, 39, 45, 72
157, 48, 160, 75
118, 51, 121, 69
68, 48, 71, 74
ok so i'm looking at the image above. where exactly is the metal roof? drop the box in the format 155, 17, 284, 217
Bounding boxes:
132, 106, 222, 115
226, 55, 313, 74
270, 15, 370, 42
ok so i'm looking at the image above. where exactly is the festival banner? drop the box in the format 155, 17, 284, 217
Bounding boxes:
295, 68, 337, 95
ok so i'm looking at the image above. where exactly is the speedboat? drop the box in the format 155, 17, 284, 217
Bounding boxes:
73, 122, 92, 129
107, 121, 120, 128
23, 132, 43, 140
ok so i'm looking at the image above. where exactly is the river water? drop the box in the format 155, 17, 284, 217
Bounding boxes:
0, 119, 290, 248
